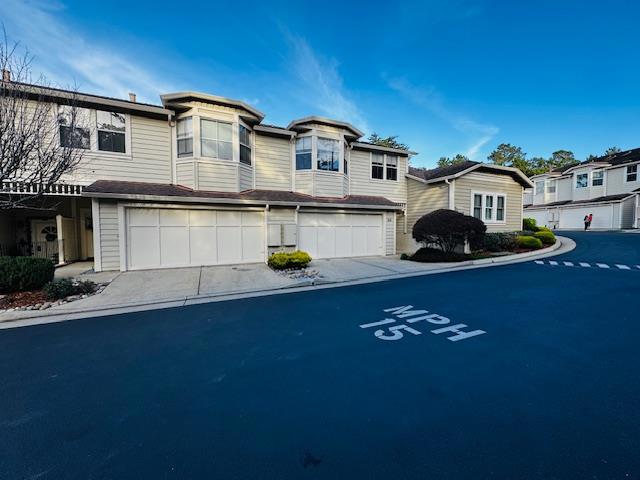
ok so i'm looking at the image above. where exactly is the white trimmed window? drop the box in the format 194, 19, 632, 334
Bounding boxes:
473, 193, 506, 223
535, 180, 545, 195
239, 125, 252, 165
386, 155, 398, 180
546, 180, 556, 193
576, 173, 588, 188
627, 165, 638, 182
317, 137, 340, 171
371, 152, 398, 180
200, 119, 232, 160
371, 153, 384, 179
96, 110, 126, 153
296, 137, 312, 170
176, 117, 193, 158
58, 106, 90, 149
592, 170, 604, 186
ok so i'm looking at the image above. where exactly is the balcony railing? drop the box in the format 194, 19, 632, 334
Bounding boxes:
1, 181, 84, 196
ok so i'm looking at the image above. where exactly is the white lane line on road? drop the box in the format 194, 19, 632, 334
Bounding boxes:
597, 263, 610, 269
579, 262, 591, 267
563, 261, 574, 266
534, 260, 544, 265
549, 261, 559, 266
616, 264, 631, 270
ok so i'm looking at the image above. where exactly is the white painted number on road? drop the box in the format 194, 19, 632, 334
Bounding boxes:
359, 305, 486, 342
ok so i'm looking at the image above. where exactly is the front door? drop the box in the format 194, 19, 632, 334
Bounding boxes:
31, 219, 58, 262
80, 208, 94, 259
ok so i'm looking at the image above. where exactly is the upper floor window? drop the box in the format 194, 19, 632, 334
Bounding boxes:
627, 165, 638, 182
371, 153, 384, 179
177, 117, 193, 158
386, 156, 398, 180
296, 137, 312, 170
96, 111, 126, 153
201, 119, 232, 160
592, 170, 604, 186
535, 180, 545, 195
473, 193, 506, 223
58, 106, 90, 149
546, 180, 556, 193
317, 138, 340, 171
344, 143, 349, 175
239, 125, 252, 165
576, 173, 588, 188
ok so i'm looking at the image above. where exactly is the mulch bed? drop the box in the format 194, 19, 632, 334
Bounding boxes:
0, 290, 48, 309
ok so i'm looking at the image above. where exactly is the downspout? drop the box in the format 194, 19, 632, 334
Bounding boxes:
445, 179, 455, 210
264, 204, 270, 263
168, 112, 175, 184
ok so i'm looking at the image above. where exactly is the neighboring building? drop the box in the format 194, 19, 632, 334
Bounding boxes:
399, 161, 533, 252
524, 149, 640, 230
1, 84, 530, 271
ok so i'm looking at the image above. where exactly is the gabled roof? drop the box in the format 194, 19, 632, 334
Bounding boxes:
287, 116, 364, 139
408, 161, 533, 188
83, 180, 401, 210
351, 141, 414, 156
160, 92, 264, 122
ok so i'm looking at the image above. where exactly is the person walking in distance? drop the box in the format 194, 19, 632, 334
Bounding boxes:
584, 214, 589, 231
588, 213, 593, 229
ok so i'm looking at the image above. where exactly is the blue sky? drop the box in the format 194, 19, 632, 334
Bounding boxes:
2, 0, 639, 168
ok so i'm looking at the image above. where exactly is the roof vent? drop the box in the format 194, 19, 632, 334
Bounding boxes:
128, 92, 136, 102
2, 69, 10, 82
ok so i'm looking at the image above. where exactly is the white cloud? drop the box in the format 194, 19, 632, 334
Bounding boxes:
0, 0, 171, 104
286, 34, 369, 132
387, 77, 498, 160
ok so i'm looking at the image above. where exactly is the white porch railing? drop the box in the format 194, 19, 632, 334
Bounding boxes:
1, 181, 84, 196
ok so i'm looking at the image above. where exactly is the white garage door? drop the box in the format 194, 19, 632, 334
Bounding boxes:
298, 212, 383, 259
127, 208, 264, 270
559, 205, 613, 230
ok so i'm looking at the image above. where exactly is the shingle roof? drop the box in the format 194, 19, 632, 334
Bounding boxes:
83, 180, 401, 208
525, 193, 634, 209
409, 161, 479, 181
591, 147, 640, 167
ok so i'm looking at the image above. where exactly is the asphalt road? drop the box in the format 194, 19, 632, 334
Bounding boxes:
1, 231, 639, 479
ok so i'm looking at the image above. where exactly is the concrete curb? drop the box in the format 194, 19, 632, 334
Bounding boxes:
0, 236, 575, 329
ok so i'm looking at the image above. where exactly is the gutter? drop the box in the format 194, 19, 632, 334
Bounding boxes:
525, 194, 635, 210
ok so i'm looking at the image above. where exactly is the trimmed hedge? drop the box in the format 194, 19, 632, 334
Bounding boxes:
523, 218, 538, 232
534, 230, 556, 245
268, 251, 312, 270
0, 256, 55, 293
516, 235, 543, 250
410, 247, 469, 263
43, 279, 96, 300
483, 232, 518, 252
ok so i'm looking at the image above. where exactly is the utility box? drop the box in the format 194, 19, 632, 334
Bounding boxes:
267, 224, 282, 247
282, 224, 297, 246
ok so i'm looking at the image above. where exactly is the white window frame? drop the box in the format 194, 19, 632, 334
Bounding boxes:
626, 164, 638, 183
591, 169, 604, 187
239, 123, 252, 166
545, 180, 556, 193
176, 117, 194, 158
535, 180, 545, 195
96, 110, 127, 154
316, 137, 341, 172
370, 152, 399, 181
200, 118, 233, 161
295, 135, 313, 171
471, 192, 507, 224
575, 172, 588, 189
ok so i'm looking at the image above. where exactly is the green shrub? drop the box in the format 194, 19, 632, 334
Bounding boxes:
0, 256, 55, 293
412, 209, 486, 253
410, 247, 469, 263
516, 235, 543, 250
523, 218, 538, 232
483, 232, 518, 252
400, 253, 410, 260
534, 230, 556, 245
268, 251, 312, 270
43, 278, 74, 300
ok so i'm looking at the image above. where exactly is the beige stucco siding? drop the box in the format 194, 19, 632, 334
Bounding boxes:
454, 172, 524, 232
254, 134, 292, 191
98, 200, 120, 271
348, 150, 408, 204
396, 178, 449, 253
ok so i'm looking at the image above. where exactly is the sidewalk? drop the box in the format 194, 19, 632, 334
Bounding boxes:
0, 236, 574, 328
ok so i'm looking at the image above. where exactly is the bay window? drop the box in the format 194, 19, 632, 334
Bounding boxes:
576, 173, 588, 188
592, 170, 604, 186
296, 137, 312, 170
239, 125, 252, 165
546, 180, 556, 193
371, 153, 384, 179
97, 110, 126, 153
472, 193, 506, 223
317, 138, 340, 171
386, 156, 398, 180
626, 165, 637, 182
176, 117, 193, 158
58, 106, 90, 149
201, 119, 232, 160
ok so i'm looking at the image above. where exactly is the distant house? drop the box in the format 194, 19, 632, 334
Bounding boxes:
1, 84, 532, 271
524, 149, 640, 230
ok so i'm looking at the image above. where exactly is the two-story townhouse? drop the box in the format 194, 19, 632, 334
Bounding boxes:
1, 83, 530, 272
524, 148, 640, 229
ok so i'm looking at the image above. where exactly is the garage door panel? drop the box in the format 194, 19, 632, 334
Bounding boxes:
129, 227, 160, 268
559, 205, 611, 229
298, 227, 317, 258
189, 210, 216, 227
351, 227, 368, 256
160, 227, 189, 266
129, 209, 158, 227
367, 227, 381, 255
299, 214, 317, 227
317, 227, 336, 258
334, 227, 352, 257
189, 227, 217, 264
159, 209, 188, 226
241, 226, 264, 262
217, 211, 242, 226
217, 227, 243, 263
242, 211, 263, 226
